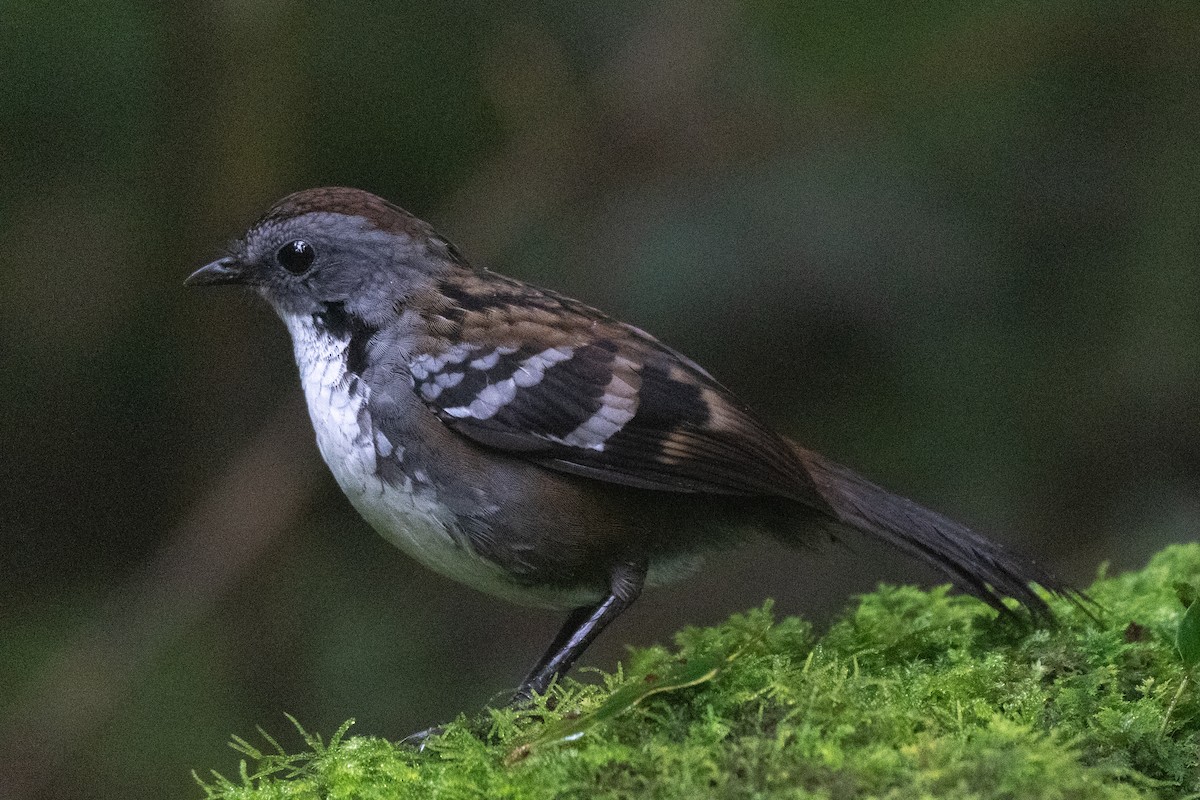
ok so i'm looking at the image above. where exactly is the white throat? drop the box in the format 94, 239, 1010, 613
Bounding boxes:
283, 313, 375, 492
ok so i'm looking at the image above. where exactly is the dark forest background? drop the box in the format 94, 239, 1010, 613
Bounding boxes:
1, 2, 1198, 798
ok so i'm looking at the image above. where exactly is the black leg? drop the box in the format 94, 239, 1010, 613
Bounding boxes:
520, 605, 595, 687
514, 560, 646, 702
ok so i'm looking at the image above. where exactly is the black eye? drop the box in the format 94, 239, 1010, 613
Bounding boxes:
277, 240, 315, 274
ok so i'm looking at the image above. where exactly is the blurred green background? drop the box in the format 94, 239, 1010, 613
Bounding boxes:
1, 2, 1197, 798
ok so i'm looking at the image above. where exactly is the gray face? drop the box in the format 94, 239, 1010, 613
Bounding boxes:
188, 211, 439, 326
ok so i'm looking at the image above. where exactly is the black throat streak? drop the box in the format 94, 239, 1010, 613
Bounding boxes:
315, 301, 378, 377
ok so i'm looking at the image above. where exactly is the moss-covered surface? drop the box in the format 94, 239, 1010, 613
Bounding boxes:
197, 545, 1200, 799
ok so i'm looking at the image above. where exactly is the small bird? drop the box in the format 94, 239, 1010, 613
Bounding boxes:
187, 187, 1067, 705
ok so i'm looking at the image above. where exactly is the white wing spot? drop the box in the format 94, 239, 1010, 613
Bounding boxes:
469, 350, 501, 370
444, 346, 575, 418
512, 347, 573, 388
466, 380, 518, 419
554, 357, 639, 450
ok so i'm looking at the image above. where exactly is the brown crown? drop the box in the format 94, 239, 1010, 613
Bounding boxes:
256, 187, 434, 239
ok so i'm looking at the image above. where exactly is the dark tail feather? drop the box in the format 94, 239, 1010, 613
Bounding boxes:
799, 450, 1072, 622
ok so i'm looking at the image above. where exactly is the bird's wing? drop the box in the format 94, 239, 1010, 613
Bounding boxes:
407, 272, 822, 503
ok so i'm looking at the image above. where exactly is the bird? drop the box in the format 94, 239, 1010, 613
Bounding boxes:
186, 186, 1069, 709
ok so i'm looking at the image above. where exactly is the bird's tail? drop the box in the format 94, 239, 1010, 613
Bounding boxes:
795, 446, 1069, 621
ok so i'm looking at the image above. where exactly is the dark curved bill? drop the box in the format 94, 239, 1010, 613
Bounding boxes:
185, 256, 245, 286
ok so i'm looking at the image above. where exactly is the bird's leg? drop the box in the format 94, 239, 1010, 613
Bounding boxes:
514, 560, 646, 703
403, 561, 645, 748
519, 605, 595, 688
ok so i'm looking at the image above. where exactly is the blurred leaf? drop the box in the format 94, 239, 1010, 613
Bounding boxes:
1176, 601, 1200, 670
507, 651, 725, 764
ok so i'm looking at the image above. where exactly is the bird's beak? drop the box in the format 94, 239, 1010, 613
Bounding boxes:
185, 256, 246, 287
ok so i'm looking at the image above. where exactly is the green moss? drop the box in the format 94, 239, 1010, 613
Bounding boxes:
197, 545, 1200, 799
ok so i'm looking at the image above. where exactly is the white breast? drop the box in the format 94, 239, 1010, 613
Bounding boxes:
282, 315, 524, 599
